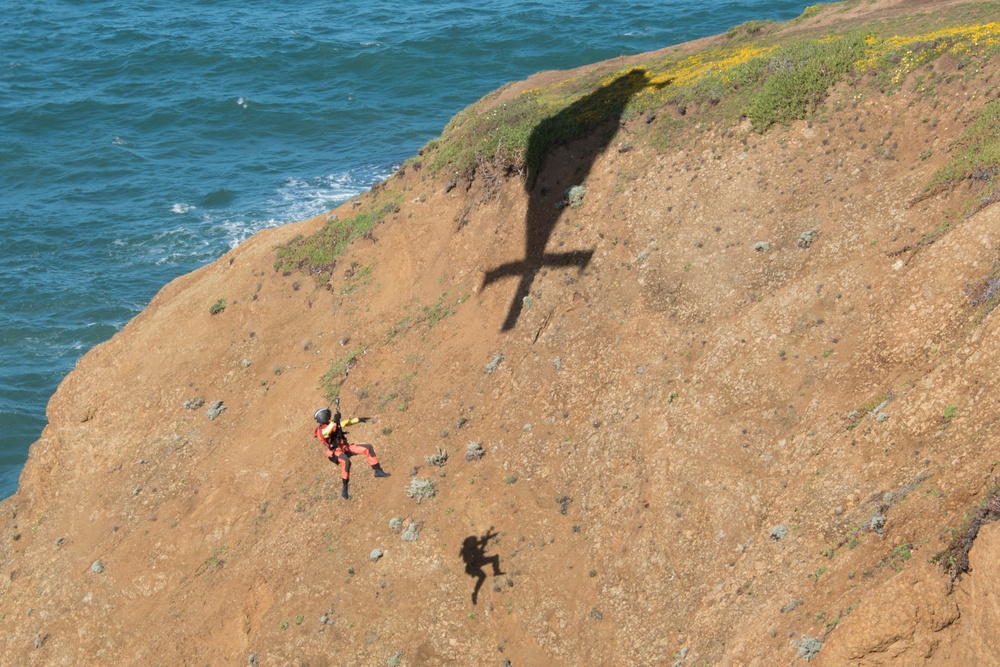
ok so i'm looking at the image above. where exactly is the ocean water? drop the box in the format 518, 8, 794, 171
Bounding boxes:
0, 0, 813, 499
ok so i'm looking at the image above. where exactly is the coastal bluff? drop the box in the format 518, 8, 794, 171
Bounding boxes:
5, 1, 1000, 664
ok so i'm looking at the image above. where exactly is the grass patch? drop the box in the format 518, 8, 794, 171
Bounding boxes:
726, 19, 777, 41
941, 403, 959, 428
925, 99, 1000, 200
384, 293, 468, 343
321, 347, 366, 401
846, 391, 893, 426
274, 194, 401, 280
339, 262, 375, 296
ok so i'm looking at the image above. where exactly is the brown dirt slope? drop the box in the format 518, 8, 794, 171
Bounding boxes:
3, 0, 1000, 665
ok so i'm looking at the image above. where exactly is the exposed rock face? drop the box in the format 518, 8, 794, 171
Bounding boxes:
4, 2, 1000, 664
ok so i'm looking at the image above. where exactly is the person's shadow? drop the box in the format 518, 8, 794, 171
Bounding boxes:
482, 69, 661, 331
460, 529, 503, 605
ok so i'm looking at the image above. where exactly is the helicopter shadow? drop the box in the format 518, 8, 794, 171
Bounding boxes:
482, 69, 661, 331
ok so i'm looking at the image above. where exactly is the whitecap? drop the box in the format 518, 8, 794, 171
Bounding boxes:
171, 203, 194, 214
236, 97, 248, 109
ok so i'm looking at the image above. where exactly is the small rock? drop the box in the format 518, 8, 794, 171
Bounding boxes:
753, 241, 771, 253
183, 398, 204, 410
370, 548, 384, 562
769, 525, 787, 541
55, 537, 64, 547
90, 560, 105, 574
797, 230, 818, 248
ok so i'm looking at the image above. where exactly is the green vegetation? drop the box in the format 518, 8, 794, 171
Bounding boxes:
339, 262, 375, 296
384, 292, 468, 343
274, 194, 401, 279
273, 9, 1000, 278
941, 403, 959, 428
726, 19, 776, 40
936, 482, 1000, 589
425, 447, 449, 467
925, 99, 1000, 198
418, 12, 1000, 182
322, 347, 366, 401
209, 298, 226, 315
739, 35, 867, 131
799, 3, 831, 20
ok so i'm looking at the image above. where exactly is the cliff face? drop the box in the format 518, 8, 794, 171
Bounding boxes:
4, 1, 1000, 665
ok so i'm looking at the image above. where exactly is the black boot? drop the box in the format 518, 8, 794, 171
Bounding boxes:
373, 464, 390, 478
341, 480, 350, 499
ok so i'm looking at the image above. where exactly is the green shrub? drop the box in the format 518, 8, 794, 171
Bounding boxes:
738, 33, 867, 131
425, 448, 449, 467
405, 478, 436, 503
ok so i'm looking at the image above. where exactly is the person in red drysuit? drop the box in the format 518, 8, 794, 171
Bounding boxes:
313, 404, 389, 499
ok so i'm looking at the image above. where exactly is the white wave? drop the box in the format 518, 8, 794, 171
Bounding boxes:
171, 203, 194, 214
204, 167, 393, 251
236, 97, 248, 109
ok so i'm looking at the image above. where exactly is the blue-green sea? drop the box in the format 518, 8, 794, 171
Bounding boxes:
0, 0, 814, 498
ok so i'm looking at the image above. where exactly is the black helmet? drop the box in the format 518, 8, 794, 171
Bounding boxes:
314, 408, 332, 424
